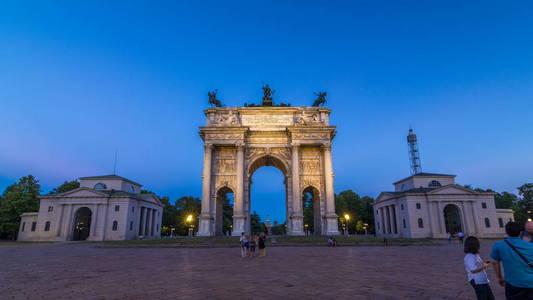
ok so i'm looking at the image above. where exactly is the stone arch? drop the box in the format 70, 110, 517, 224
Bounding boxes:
247, 154, 290, 177
443, 204, 463, 234
302, 185, 322, 235
72, 207, 92, 241
215, 186, 234, 236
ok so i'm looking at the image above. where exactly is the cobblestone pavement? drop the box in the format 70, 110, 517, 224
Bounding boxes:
0, 240, 504, 300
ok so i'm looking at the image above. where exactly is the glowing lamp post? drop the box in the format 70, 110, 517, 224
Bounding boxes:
304, 224, 309, 236
186, 214, 194, 237
344, 214, 350, 236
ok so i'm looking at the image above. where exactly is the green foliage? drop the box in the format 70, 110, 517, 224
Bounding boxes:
250, 211, 264, 234
270, 222, 286, 235
0, 175, 41, 239
495, 192, 517, 209
174, 196, 201, 236
49, 180, 80, 194
515, 183, 533, 225
335, 190, 375, 234
302, 189, 315, 233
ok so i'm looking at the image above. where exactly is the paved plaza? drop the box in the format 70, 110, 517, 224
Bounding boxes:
0, 240, 504, 300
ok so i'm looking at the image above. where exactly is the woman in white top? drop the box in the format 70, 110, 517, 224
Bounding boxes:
463, 236, 495, 300
239, 232, 247, 258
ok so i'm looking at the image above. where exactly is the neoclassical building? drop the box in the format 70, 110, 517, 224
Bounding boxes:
374, 173, 514, 238
197, 103, 339, 236
18, 175, 163, 242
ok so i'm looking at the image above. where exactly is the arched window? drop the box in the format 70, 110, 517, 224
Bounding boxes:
428, 180, 441, 188
418, 218, 424, 228
112, 221, 118, 231
484, 218, 491, 228
403, 219, 406, 228
94, 183, 107, 190
130, 185, 135, 193
44, 221, 51, 231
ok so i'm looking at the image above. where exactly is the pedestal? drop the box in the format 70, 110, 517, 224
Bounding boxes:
197, 214, 213, 236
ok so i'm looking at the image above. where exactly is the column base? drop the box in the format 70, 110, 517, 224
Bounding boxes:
231, 215, 246, 236
325, 213, 340, 235
288, 214, 304, 236
197, 214, 214, 237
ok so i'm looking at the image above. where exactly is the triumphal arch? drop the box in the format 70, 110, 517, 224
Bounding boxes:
197, 87, 339, 236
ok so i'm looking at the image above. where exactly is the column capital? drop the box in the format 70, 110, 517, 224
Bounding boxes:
321, 142, 332, 151
204, 143, 214, 150
291, 142, 300, 148
236, 142, 245, 150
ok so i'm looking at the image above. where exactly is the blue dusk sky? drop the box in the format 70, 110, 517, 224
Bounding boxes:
1, 1, 532, 223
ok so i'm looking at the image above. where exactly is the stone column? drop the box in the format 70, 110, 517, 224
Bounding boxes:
139, 207, 145, 236
380, 207, 385, 234
62, 204, 74, 240
145, 208, 151, 236
323, 142, 339, 235
232, 144, 246, 236
460, 202, 470, 235
56, 204, 65, 237
385, 206, 391, 234
290, 143, 304, 235
470, 201, 479, 234
391, 205, 398, 234
198, 143, 214, 236
437, 202, 444, 234
90, 204, 99, 239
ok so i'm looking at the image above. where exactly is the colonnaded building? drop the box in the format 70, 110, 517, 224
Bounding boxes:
198, 87, 339, 236
18, 175, 163, 241
374, 130, 514, 239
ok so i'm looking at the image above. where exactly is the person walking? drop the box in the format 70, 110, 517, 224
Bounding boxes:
239, 232, 247, 258
464, 236, 495, 300
491, 221, 533, 299
249, 234, 257, 257
258, 232, 266, 257
458, 231, 465, 244
522, 221, 533, 242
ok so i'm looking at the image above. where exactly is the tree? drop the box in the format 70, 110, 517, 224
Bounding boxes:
174, 196, 201, 236
335, 190, 375, 234
302, 189, 315, 233
515, 183, 533, 225
0, 175, 41, 239
160, 196, 177, 235
495, 192, 517, 209
250, 211, 263, 234
49, 180, 80, 194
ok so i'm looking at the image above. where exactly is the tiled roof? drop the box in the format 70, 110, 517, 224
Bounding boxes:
78, 175, 142, 186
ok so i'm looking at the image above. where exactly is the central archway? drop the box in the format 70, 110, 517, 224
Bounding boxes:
72, 207, 92, 241
443, 204, 463, 234
246, 155, 290, 235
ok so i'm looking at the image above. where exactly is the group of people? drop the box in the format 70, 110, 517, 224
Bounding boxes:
448, 231, 466, 243
239, 232, 266, 258
327, 237, 337, 246
463, 221, 533, 300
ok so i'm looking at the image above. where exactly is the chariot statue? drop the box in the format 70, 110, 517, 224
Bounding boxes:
312, 91, 327, 107
208, 89, 223, 107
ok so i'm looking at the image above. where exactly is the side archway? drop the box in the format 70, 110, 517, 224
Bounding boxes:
215, 186, 234, 236
72, 207, 92, 241
302, 186, 321, 235
443, 204, 463, 234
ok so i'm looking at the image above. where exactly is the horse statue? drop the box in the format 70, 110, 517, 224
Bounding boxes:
312, 91, 327, 107
208, 89, 223, 107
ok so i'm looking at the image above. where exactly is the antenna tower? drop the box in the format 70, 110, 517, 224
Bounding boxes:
407, 128, 422, 175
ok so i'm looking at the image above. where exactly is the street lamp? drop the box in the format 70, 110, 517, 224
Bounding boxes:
363, 223, 369, 235
186, 214, 194, 237
304, 224, 309, 236
344, 214, 350, 236
170, 225, 175, 238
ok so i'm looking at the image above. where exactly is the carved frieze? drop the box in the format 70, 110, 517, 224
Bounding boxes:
214, 175, 236, 191
215, 159, 236, 173
208, 110, 241, 127
291, 132, 330, 140
299, 160, 321, 174
294, 111, 325, 126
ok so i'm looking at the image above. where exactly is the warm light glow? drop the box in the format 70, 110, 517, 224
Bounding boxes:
528, 218, 532, 222
186, 215, 193, 222
304, 224, 309, 227
344, 214, 350, 221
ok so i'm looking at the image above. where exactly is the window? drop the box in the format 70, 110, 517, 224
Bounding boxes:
21, 222, 25, 232
401, 204, 404, 210
485, 218, 491, 228
44, 221, 51, 231
114, 205, 120, 212
376, 210, 379, 215
418, 218, 424, 228
481, 202, 487, 209
94, 182, 107, 190
156, 224, 159, 232
112, 221, 118, 231
157, 211, 160, 216
416, 203, 421, 209
377, 222, 380, 230
31, 222, 37, 232
403, 219, 406, 228
428, 180, 441, 188
132, 206, 135, 213
48, 206, 53, 212
130, 221, 133, 231
401, 184, 406, 191
498, 218, 504, 228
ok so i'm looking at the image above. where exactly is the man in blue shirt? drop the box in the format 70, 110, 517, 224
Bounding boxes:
491, 221, 533, 299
